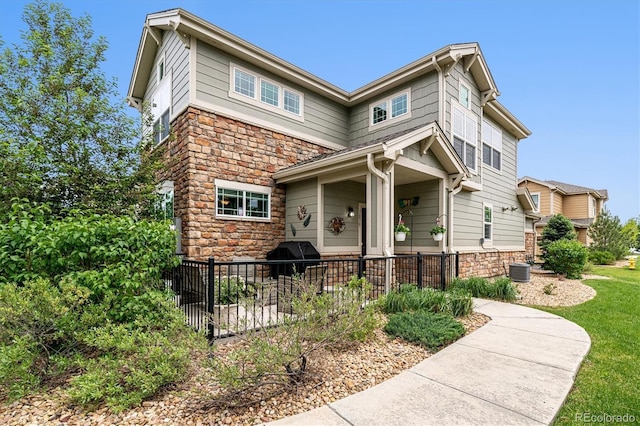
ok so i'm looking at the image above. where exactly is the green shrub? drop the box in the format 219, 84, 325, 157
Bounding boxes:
589, 250, 616, 265
383, 311, 465, 351
449, 276, 518, 302
449, 277, 490, 297
491, 277, 518, 302
209, 279, 378, 407
380, 286, 473, 317
68, 308, 202, 412
545, 239, 588, 279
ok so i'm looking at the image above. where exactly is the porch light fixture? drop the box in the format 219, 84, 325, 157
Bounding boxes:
502, 206, 509, 212
347, 207, 355, 217
511, 205, 518, 211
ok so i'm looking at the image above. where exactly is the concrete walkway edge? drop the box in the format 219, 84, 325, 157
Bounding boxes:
266, 298, 591, 426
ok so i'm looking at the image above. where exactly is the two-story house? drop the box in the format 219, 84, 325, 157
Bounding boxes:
518, 177, 608, 259
127, 8, 536, 278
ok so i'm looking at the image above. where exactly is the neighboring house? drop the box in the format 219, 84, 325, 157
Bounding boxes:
127, 8, 536, 278
518, 177, 608, 258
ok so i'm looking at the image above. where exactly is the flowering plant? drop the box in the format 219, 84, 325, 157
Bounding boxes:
395, 220, 411, 234
429, 218, 446, 235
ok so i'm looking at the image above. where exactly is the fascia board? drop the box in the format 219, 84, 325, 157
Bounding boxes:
128, 27, 157, 100
484, 101, 531, 140
273, 144, 383, 183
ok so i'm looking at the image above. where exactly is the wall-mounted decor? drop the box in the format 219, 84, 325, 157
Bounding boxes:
398, 196, 420, 209
303, 214, 311, 227
329, 217, 346, 235
290, 223, 297, 236
297, 205, 307, 220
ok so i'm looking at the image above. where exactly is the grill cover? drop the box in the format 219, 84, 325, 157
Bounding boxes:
266, 241, 320, 278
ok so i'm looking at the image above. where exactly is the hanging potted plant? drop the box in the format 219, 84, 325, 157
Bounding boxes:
430, 220, 446, 242
395, 220, 411, 242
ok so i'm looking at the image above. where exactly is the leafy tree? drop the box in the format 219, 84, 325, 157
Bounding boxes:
588, 209, 632, 259
0, 0, 164, 218
540, 214, 577, 267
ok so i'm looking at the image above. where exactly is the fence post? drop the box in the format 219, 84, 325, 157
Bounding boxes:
207, 257, 215, 340
417, 252, 423, 289
440, 252, 446, 291
455, 251, 460, 278
357, 255, 364, 278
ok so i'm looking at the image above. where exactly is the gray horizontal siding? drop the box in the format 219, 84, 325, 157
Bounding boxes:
143, 31, 190, 120
394, 181, 440, 248
195, 40, 349, 147
348, 72, 439, 146
285, 179, 318, 244
323, 181, 365, 247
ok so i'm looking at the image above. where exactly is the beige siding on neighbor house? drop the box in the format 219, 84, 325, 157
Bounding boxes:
552, 191, 564, 215
563, 194, 589, 219
520, 182, 552, 215
577, 228, 589, 245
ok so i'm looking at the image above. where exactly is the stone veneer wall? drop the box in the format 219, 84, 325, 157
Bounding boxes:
525, 232, 535, 260
458, 250, 526, 278
164, 107, 333, 260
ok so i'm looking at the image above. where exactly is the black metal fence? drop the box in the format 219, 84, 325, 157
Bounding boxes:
164, 252, 458, 340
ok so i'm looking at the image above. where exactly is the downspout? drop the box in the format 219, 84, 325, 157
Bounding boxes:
447, 174, 465, 253
367, 154, 393, 257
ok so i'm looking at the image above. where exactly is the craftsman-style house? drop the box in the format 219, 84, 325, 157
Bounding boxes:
518, 177, 608, 259
128, 8, 536, 277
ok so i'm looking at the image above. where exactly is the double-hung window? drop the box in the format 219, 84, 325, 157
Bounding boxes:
483, 204, 493, 241
370, 91, 411, 128
452, 104, 477, 171
215, 179, 271, 220
482, 119, 502, 171
230, 64, 303, 119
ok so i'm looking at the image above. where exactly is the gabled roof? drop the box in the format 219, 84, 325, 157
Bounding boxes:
518, 177, 608, 201
273, 122, 468, 183
128, 8, 529, 140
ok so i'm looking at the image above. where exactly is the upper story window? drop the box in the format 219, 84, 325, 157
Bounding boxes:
157, 55, 165, 84
369, 90, 411, 129
215, 179, 271, 220
230, 64, 303, 120
459, 82, 470, 109
153, 109, 170, 144
530, 192, 540, 212
482, 119, 502, 171
452, 103, 477, 171
150, 65, 171, 145
483, 204, 493, 241
234, 69, 255, 97
590, 196, 596, 217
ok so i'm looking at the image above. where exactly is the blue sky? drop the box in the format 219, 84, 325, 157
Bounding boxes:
2, 0, 639, 221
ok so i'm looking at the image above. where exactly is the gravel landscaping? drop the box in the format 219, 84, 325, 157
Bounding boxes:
0, 273, 597, 425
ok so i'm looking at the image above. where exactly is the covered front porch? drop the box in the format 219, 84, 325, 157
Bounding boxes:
274, 123, 470, 258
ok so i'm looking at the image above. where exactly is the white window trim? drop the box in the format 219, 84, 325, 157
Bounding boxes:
156, 53, 165, 85
149, 69, 172, 146
459, 81, 470, 109
228, 63, 304, 122
530, 192, 541, 213
368, 89, 412, 130
452, 101, 477, 173
481, 119, 502, 173
483, 203, 493, 243
214, 179, 272, 221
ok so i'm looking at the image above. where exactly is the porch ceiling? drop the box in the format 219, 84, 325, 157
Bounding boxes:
394, 164, 439, 185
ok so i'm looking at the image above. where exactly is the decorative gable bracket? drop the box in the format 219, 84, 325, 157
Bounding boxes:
420, 133, 436, 156
169, 20, 191, 49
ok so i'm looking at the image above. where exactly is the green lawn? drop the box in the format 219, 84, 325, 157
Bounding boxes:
533, 266, 640, 425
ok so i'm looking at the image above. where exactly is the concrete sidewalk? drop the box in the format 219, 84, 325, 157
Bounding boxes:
266, 299, 591, 426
